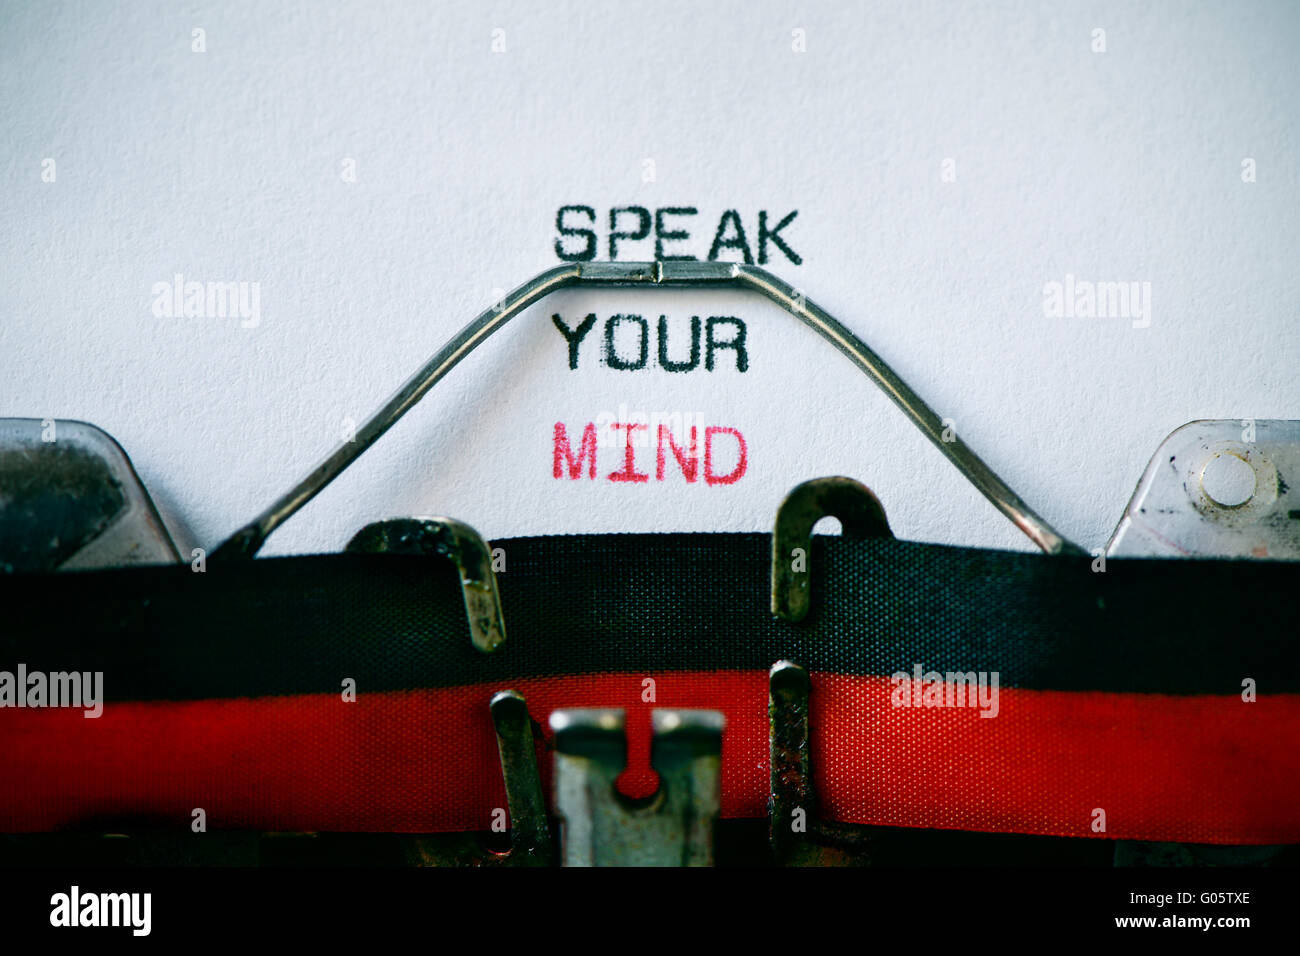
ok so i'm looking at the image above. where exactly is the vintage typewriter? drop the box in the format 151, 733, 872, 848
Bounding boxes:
2, 263, 1296, 867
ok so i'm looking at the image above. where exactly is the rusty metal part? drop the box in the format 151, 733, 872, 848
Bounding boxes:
1107, 420, 1300, 559
768, 661, 872, 865
550, 707, 724, 866
213, 261, 1081, 560
407, 689, 554, 866
346, 517, 505, 653
0, 418, 179, 572
771, 476, 892, 623
487, 690, 553, 863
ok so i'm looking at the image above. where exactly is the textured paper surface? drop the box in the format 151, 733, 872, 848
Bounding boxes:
2, 1, 1297, 557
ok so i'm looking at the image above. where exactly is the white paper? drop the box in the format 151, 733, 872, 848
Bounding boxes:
2, 0, 1296, 558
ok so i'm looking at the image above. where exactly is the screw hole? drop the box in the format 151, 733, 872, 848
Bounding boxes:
1201, 453, 1256, 508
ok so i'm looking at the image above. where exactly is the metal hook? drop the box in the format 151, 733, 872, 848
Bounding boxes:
772, 476, 892, 623
211, 261, 1080, 560
345, 517, 505, 653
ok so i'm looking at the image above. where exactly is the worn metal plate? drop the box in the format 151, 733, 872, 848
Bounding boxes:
1107, 420, 1299, 559
0, 418, 178, 573
551, 708, 724, 866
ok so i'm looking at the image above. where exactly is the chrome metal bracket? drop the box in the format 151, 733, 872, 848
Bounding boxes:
550, 707, 724, 866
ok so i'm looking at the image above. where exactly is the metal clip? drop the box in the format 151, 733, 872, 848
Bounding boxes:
550, 708, 724, 866
408, 689, 552, 866
346, 516, 505, 653
769, 661, 872, 865
771, 476, 892, 623
486, 690, 552, 864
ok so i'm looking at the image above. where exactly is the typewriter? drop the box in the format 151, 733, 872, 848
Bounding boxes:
2, 262, 1296, 868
